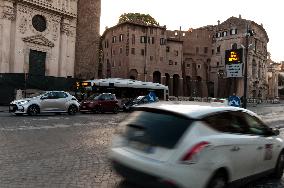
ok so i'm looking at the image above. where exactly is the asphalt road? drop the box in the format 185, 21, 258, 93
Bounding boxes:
1, 111, 284, 188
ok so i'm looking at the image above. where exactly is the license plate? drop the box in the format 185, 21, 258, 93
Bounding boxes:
128, 141, 155, 153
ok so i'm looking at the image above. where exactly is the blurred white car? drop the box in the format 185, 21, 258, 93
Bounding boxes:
110, 102, 284, 188
9, 91, 80, 116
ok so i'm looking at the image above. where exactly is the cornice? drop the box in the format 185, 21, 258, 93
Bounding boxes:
17, 0, 77, 18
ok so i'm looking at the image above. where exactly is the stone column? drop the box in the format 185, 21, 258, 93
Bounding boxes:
179, 77, 184, 96
161, 75, 166, 85
169, 76, 173, 96
58, 18, 70, 77
0, 2, 15, 73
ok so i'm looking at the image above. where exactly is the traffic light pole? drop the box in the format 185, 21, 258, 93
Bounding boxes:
243, 25, 249, 109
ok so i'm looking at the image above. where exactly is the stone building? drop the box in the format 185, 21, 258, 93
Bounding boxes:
210, 16, 269, 99
75, 0, 101, 79
101, 16, 277, 99
0, 0, 77, 77
101, 22, 183, 96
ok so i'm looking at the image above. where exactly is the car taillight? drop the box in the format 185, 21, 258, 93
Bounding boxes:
180, 141, 210, 164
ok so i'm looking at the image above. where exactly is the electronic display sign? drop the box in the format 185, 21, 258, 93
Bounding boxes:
225, 49, 243, 65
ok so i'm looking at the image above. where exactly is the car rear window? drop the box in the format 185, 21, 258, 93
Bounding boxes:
122, 110, 193, 149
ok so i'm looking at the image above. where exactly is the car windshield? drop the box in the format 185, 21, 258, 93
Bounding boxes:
87, 94, 100, 100
133, 96, 145, 102
29, 91, 47, 98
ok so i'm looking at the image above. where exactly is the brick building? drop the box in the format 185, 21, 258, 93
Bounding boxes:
101, 22, 183, 96
101, 16, 278, 99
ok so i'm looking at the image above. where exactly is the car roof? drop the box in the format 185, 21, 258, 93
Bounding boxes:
134, 101, 258, 119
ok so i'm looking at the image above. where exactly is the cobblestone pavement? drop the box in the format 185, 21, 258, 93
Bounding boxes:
1, 111, 284, 188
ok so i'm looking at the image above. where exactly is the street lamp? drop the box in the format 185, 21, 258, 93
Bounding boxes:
243, 24, 254, 109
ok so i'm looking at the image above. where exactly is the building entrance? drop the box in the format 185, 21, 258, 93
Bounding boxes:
29, 50, 46, 76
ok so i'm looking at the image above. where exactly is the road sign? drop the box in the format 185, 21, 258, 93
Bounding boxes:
228, 95, 241, 107
225, 49, 243, 78
146, 91, 156, 102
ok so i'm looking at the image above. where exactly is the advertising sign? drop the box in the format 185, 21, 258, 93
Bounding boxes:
225, 49, 243, 77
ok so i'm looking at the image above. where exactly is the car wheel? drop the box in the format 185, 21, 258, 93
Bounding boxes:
207, 172, 227, 188
68, 105, 78, 115
27, 105, 39, 116
113, 106, 119, 114
272, 151, 284, 179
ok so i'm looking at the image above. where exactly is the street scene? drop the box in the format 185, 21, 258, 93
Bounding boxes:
0, 102, 284, 188
1, 0, 284, 188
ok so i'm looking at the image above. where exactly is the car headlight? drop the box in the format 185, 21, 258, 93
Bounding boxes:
18, 100, 30, 105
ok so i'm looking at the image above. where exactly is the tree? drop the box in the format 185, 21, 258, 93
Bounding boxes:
118, 13, 159, 26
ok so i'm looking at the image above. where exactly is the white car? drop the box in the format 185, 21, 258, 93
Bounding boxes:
110, 102, 284, 188
9, 91, 80, 116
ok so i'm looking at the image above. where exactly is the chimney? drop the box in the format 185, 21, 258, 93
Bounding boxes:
239, 14, 242, 19
217, 20, 220, 25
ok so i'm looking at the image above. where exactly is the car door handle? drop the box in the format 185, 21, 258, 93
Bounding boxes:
231, 146, 240, 151
257, 146, 263, 150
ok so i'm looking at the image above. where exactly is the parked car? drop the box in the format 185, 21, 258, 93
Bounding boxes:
80, 93, 119, 113
122, 95, 154, 112
9, 91, 80, 116
110, 102, 284, 188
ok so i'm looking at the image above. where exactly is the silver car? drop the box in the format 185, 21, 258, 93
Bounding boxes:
9, 91, 80, 116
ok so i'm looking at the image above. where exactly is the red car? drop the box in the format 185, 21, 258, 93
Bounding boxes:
80, 93, 119, 113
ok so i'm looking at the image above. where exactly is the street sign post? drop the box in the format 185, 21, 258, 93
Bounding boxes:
225, 49, 243, 78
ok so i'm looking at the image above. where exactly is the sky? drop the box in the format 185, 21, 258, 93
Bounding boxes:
100, 0, 283, 62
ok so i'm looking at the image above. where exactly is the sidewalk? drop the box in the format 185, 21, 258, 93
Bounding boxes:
0, 106, 8, 112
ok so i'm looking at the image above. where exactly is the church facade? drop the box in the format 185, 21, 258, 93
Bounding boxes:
0, 0, 77, 77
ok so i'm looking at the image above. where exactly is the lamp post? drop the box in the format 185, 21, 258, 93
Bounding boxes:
243, 24, 254, 109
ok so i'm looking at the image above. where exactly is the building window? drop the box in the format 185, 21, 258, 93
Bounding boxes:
140, 36, 147, 43
197, 64, 201, 69
217, 62, 219, 66
196, 47, 199, 54
216, 32, 221, 38
112, 49, 115, 55
175, 50, 178, 56
230, 28, 238, 35
32, 15, 47, 32
112, 36, 116, 43
141, 49, 145, 56
186, 64, 190, 68
217, 45, 221, 53
169, 60, 173, 65
175, 62, 177, 65
160, 38, 166, 45
119, 34, 124, 42
112, 60, 115, 67
105, 40, 109, 48
132, 34, 135, 45
150, 28, 153, 34
150, 56, 153, 61
120, 48, 123, 54
131, 48, 135, 55
222, 31, 227, 37
142, 27, 146, 33
166, 46, 170, 52
212, 49, 214, 54
254, 39, 257, 52
152, 37, 155, 44
204, 47, 208, 54
148, 37, 151, 43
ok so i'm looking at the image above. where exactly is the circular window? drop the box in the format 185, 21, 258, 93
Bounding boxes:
32, 15, 47, 32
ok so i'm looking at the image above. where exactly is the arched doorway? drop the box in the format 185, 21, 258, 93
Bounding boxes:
185, 76, 191, 96
173, 74, 180, 97
129, 69, 138, 80
196, 76, 202, 97
98, 63, 103, 79
106, 60, 111, 78
153, 71, 161, 83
